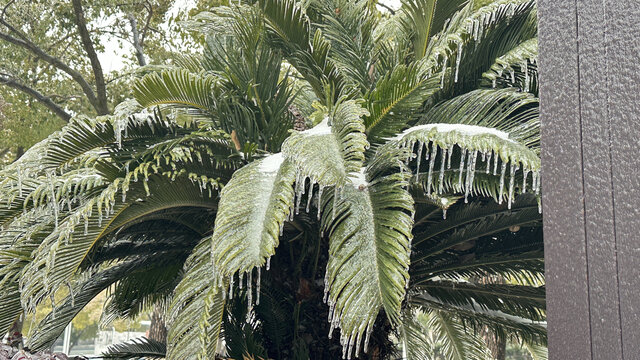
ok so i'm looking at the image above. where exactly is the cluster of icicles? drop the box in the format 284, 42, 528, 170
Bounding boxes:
402, 140, 541, 214
425, 2, 524, 89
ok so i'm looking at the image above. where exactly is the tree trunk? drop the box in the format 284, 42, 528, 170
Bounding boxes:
148, 305, 167, 343
481, 328, 506, 360
6, 313, 23, 349
477, 275, 506, 359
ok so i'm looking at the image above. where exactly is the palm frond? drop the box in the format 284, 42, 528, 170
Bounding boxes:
102, 337, 166, 360
282, 100, 369, 187
321, 155, 413, 358
210, 154, 295, 277
167, 238, 225, 360
133, 70, 217, 114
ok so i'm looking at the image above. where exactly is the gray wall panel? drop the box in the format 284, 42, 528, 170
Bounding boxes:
605, 2, 640, 357
576, 0, 623, 358
538, 1, 592, 358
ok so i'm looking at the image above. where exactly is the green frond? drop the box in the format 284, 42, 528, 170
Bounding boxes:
399, 0, 467, 59
259, 0, 344, 101
381, 121, 539, 210
415, 280, 545, 321
483, 37, 538, 93
321, 162, 413, 358
102, 337, 166, 360
410, 292, 547, 345
210, 154, 296, 277
364, 64, 441, 143
133, 69, 217, 113
167, 238, 226, 360
282, 100, 369, 187
19, 178, 217, 314
27, 258, 154, 350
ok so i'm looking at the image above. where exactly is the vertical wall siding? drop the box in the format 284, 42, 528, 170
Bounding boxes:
539, 0, 639, 358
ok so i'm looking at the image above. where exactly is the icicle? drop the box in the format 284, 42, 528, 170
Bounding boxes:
415, 141, 424, 175
510, 68, 515, 83
247, 270, 253, 313
47, 171, 59, 230
317, 186, 324, 220
256, 267, 261, 305
535, 171, 541, 195
508, 163, 517, 209
498, 162, 507, 204
239, 271, 243, 289
17, 165, 22, 197
522, 169, 530, 193
446, 145, 453, 169
266, 257, 271, 271
306, 180, 314, 213
347, 334, 355, 360
492, 78, 497, 88
84, 218, 89, 235
464, 150, 477, 203
486, 151, 493, 173
295, 177, 304, 215
493, 154, 499, 175
332, 187, 339, 221
440, 55, 448, 88
442, 209, 447, 219
363, 325, 373, 353
458, 149, 467, 187
229, 275, 234, 299
426, 145, 438, 193
67, 282, 75, 307
438, 148, 447, 194
323, 272, 329, 303
279, 221, 284, 236
354, 331, 362, 358
454, 41, 463, 82
472, 19, 479, 41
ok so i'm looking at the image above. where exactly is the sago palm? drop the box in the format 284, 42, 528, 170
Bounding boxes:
0, 0, 544, 359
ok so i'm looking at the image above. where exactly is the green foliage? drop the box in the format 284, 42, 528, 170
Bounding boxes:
0, 0, 544, 359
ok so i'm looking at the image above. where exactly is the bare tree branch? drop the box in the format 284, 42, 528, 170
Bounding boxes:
127, 13, 147, 66
0, 73, 72, 121
71, 0, 109, 115
0, 30, 101, 114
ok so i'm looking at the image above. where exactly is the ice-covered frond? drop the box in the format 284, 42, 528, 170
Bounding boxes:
26, 258, 159, 351
282, 100, 369, 188
320, 168, 413, 359
258, 0, 345, 102
401, 308, 491, 360
386, 119, 540, 208
393, 124, 512, 142
398, 0, 468, 60
364, 63, 442, 143
410, 292, 547, 345
18, 176, 219, 315
168, 238, 225, 360
210, 154, 296, 278
418, 0, 535, 87
483, 37, 538, 93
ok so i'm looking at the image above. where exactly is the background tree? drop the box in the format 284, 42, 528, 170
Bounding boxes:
0, 0, 197, 164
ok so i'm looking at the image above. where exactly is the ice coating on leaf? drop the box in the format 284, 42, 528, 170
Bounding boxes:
300, 117, 331, 136
393, 123, 511, 142
349, 168, 368, 189
210, 156, 296, 277
258, 153, 285, 174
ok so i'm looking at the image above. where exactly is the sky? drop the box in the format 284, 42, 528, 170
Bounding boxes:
98, 0, 403, 73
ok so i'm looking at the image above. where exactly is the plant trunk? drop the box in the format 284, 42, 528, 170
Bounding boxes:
477, 275, 506, 359
148, 305, 167, 343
